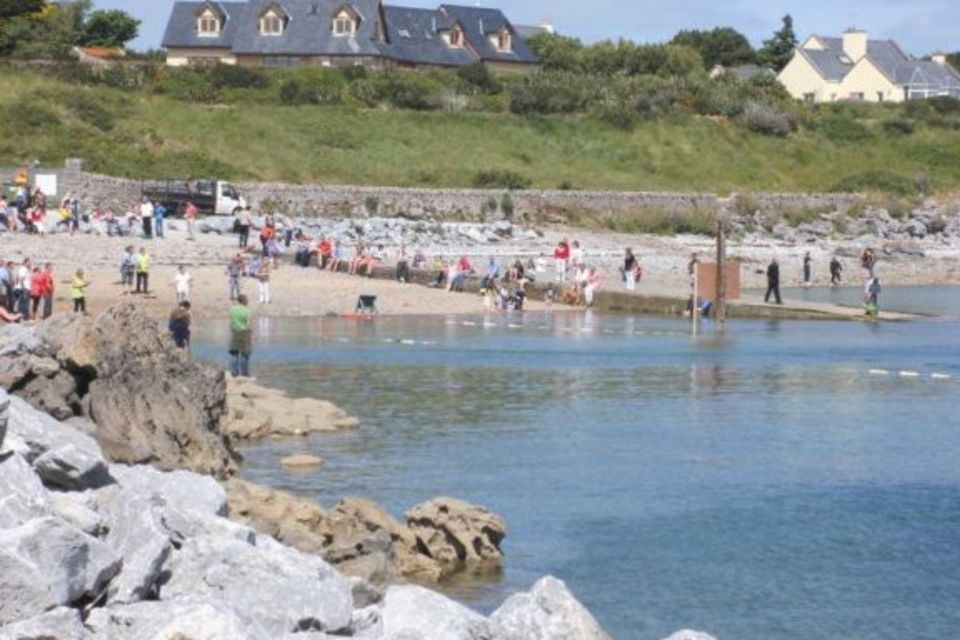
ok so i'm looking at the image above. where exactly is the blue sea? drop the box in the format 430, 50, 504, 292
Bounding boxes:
194, 287, 960, 640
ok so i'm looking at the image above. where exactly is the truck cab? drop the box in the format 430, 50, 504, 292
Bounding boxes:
215, 181, 246, 216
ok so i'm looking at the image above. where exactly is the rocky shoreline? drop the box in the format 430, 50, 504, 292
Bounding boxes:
0, 305, 714, 639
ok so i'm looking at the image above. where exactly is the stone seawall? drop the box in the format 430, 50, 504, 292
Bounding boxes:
3, 168, 863, 224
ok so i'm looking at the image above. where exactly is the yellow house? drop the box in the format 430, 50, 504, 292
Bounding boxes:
778, 29, 960, 103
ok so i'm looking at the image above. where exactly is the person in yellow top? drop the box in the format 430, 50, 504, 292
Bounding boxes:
71, 269, 89, 314
135, 247, 151, 294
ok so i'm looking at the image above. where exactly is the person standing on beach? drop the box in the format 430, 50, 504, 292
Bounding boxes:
139, 197, 154, 239
71, 269, 89, 314
830, 257, 843, 286
554, 240, 570, 283
237, 206, 252, 249
861, 248, 877, 290
228, 294, 252, 378
120, 246, 136, 293
153, 202, 167, 239
184, 201, 198, 241
40, 263, 54, 319
623, 248, 638, 291
802, 252, 812, 287
765, 258, 782, 305
227, 254, 244, 301
257, 258, 271, 305
14, 258, 32, 321
135, 247, 151, 294
173, 265, 192, 303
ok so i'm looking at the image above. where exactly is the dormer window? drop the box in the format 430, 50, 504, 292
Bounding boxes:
260, 9, 284, 36
450, 25, 464, 48
197, 9, 221, 36
497, 29, 512, 52
332, 6, 359, 36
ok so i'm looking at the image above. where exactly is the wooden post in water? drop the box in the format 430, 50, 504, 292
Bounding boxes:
715, 215, 727, 330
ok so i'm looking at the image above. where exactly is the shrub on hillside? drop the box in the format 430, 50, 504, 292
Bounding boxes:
208, 64, 269, 90
278, 69, 346, 106
473, 170, 532, 190
831, 171, 917, 196
153, 68, 220, 103
595, 101, 638, 131
456, 62, 501, 95
510, 72, 591, 115
818, 114, 872, 142
738, 101, 795, 136
4, 102, 60, 131
882, 118, 915, 136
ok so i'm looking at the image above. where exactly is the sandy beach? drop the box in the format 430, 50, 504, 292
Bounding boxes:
3, 215, 959, 322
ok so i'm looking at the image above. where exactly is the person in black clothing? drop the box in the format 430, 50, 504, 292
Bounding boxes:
802, 252, 812, 286
765, 258, 782, 304
830, 257, 843, 286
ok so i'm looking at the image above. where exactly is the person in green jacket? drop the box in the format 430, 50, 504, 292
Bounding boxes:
135, 247, 151, 294
228, 294, 252, 377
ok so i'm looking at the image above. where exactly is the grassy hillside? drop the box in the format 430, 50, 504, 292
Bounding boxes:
2, 65, 960, 194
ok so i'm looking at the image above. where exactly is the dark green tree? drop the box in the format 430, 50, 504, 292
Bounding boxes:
0, 0, 45, 19
670, 27, 756, 69
758, 15, 798, 71
79, 9, 139, 47
526, 32, 582, 72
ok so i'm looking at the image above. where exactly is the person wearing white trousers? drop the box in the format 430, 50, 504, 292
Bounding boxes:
257, 259, 272, 304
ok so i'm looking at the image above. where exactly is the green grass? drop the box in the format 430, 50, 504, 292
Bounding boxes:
3, 65, 960, 194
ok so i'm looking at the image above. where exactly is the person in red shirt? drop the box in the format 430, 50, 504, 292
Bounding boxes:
184, 201, 198, 241
317, 236, 332, 269
29, 266, 43, 318
39, 263, 54, 319
554, 240, 570, 283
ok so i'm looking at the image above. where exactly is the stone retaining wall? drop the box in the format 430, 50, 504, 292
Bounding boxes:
4, 168, 863, 223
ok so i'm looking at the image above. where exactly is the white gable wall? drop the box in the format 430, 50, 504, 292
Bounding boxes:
840, 57, 903, 102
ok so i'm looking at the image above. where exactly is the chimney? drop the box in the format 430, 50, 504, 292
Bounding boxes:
932, 52, 947, 66
842, 28, 868, 61
538, 20, 555, 35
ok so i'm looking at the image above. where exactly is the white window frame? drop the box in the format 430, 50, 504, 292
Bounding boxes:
497, 29, 512, 52
449, 25, 464, 48
197, 10, 221, 37
333, 14, 356, 37
260, 10, 284, 36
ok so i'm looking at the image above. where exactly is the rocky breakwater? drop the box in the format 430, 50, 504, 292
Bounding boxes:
0, 390, 680, 640
0, 305, 238, 477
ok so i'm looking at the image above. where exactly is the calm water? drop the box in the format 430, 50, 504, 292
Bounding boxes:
194, 287, 960, 640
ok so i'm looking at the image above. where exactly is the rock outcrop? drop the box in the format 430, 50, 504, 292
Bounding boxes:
0, 305, 238, 477
225, 377, 359, 440
490, 577, 611, 640
224, 480, 505, 586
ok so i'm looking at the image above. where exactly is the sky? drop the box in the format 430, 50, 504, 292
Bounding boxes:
92, 0, 959, 57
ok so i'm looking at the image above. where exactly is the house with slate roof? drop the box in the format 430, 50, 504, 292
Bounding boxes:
778, 29, 960, 103
162, 0, 538, 70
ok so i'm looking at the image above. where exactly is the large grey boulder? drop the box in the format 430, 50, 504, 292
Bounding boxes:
7, 396, 110, 490
108, 463, 228, 516
94, 464, 229, 604
162, 535, 354, 636
489, 576, 611, 640
87, 597, 265, 640
379, 585, 490, 640
0, 517, 121, 624
0, 452, 51, 529
0, 606, 91, 640
102, 494, 172, 605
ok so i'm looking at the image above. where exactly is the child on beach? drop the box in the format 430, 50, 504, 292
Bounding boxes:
168, 301, 192, 358
257, 258, 272, 304
71, 269, 89, 314
173, 265, 192, 303
119, 246, 135, 292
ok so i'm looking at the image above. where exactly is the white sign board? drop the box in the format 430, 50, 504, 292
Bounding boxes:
34, 174, 58, 198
